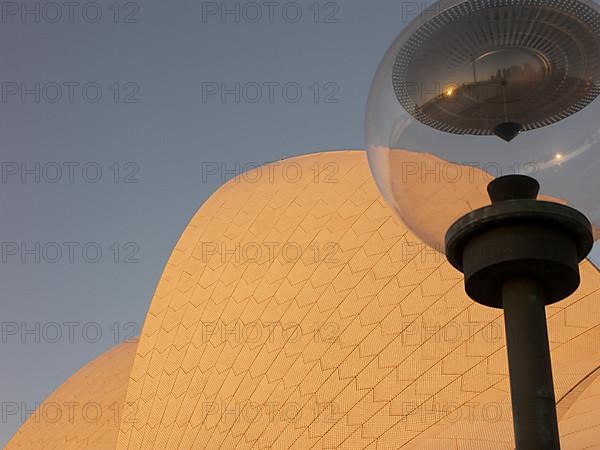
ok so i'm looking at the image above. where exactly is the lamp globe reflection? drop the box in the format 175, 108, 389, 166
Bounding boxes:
366, 0, 600, 254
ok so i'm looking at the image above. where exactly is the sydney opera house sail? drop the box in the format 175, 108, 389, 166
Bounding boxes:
7, 151, 600, 449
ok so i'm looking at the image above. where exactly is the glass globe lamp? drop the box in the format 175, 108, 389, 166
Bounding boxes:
366, 0, 600, 255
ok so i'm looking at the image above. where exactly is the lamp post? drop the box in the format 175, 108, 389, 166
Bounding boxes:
445, 174, 592, 449
365, 0, 600, 448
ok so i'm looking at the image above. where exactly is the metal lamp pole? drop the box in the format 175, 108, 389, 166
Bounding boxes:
445, 174, 593, 450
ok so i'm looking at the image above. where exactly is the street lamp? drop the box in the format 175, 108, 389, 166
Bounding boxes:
365, 0, 600, 448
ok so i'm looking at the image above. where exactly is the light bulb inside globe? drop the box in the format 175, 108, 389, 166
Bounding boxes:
366, 0, 600, 253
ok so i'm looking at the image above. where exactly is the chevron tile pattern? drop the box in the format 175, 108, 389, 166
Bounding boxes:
112, 150, 600, 449
6, 340, 137, 449
7, 151, 600, 449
